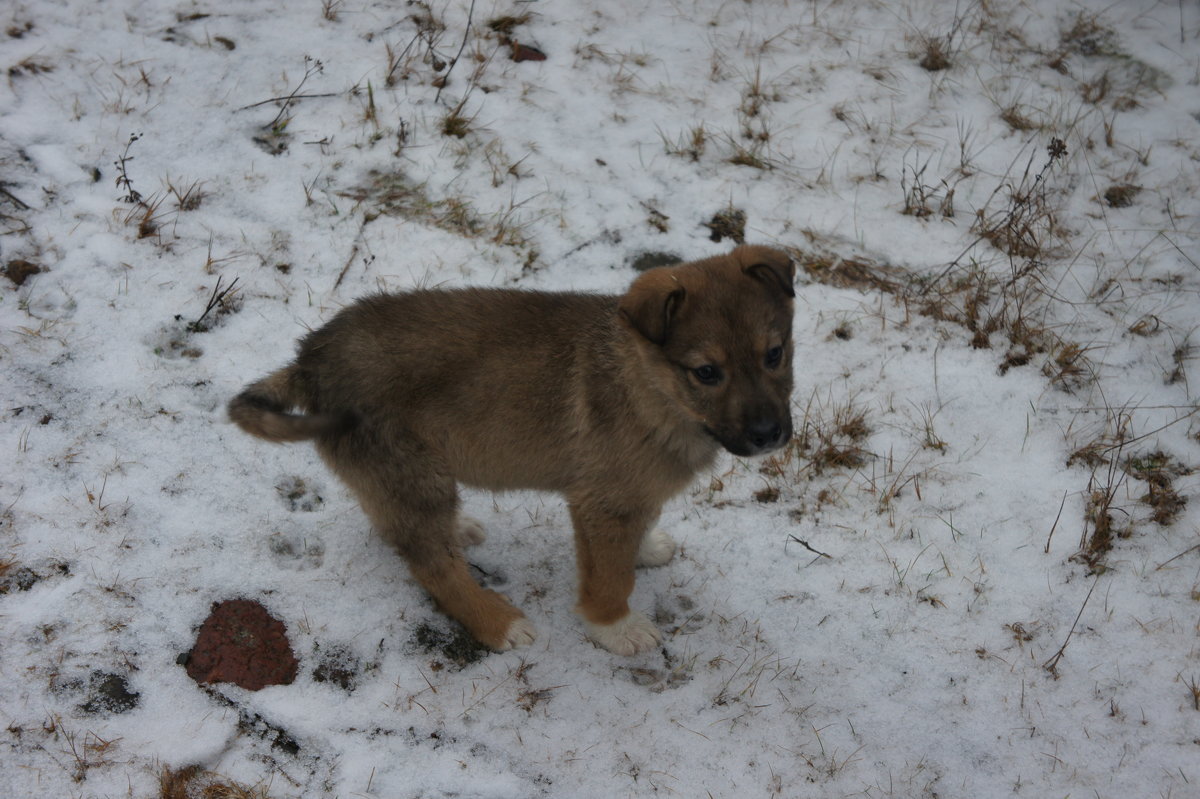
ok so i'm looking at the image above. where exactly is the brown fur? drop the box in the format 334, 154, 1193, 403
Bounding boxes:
229, 245, 795, 653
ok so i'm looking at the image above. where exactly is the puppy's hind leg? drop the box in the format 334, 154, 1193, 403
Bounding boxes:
323, 431, 534, 652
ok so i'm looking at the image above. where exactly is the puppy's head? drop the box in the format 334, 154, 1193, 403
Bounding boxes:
619, 245, 795, 457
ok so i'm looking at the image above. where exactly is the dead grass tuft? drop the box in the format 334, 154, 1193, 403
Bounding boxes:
795, 398, 872, 476
122, 192, 169, 240
1102, 184, 1140, 208
917, 37, 952, 72
440, 96, 475, 138
912, 3, 973, 73
1185, 674, 1200, 712
901, 152, 958, 219
339, 170, 539, 256
1126, 452, 1190, 526
998, 105, 1040, 132
660, 124, 708, 162
725, 136, 775, 170
8, 57, 54, 78
166, 177, 207, 211
1064, 412, 1195, 568
790, 234, 906, 294
1042, 341, 1094, 391
321, 0, 343, 23
159, 765, 275, 799
487, 13, 533, 38
703, 207, 746, 244
972, 138, 1069, 260
907, 139, 1094, 388
1058, 12, 1121, 59
384, 1, 450, 87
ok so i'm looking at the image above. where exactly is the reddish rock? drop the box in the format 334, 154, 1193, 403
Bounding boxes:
185, 599, 298, 691
511, 42, 546, 62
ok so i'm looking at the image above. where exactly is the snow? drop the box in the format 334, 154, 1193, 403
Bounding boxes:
2, 0, 1199, 797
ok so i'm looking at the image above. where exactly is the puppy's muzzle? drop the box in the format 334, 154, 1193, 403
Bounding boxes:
716, 414, 792, 457
747, 418, 787, 452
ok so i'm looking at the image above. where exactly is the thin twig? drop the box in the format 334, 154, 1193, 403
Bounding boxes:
458, 659, 519, 718
1042, 574, 1100, 677
333, 245, 359, 291
1155, 543, 1200, 571
434, 0, 476, 104
190, 276, 240, 332
787, 535, 832, 560
1044, 491, 1068, 554
1, 185, 30, 210
333, 217, 372, 291
235, 92, 340, 112
385, 31, 423, 85
1089, 406, 1199, 456
236, 57, 326, 131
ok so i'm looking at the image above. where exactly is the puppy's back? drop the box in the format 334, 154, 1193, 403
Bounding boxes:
291, 289, 620, 489
300, 289, 614, 402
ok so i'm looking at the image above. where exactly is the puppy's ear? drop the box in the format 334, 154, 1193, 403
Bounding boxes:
734, 245, 795, 299
619, 268, 686, 346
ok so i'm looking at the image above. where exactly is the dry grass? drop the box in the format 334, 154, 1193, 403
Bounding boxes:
761, 394, 872, 482
1064, 407, 1196, 570
1069, 411, 1132, 571
1126, 452, 1190, 526
660, 123, 708, 162
702, 207, 746, 244
336, 171, 538, 258
440, 95, 476, 138
972, 138, 1069, 260
900, 152, 958, 219
160, 765, 276, 799
166, 177, 206, 211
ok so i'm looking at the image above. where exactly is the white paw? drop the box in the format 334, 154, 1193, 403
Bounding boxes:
636, 528, 676, 567
500, 617, 537, 650
585, 611, 662, 656
454, 515, 487, 548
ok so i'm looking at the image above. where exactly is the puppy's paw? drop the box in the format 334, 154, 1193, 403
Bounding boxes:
585, 611, 662, 656
636, 528, 676, 568
499, 616, 537, 650
454, 515, 487, 548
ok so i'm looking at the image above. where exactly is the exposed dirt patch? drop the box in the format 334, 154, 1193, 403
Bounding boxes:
0, 559, 70, 594
1103, 184, 1141, 208
702, 208, 746, 243
312, 642, 367, 692
80, 671, 140, 715
411, 620, 488, 670
3, 258, 42, 286
630, 251, 682, 272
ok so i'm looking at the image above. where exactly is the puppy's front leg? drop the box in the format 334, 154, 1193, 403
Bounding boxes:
569, 501, 663, 656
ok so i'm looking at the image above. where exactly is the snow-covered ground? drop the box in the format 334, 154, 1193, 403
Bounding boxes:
3, 0, 1199, 796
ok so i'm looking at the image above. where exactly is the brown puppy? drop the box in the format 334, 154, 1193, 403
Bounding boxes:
229, 245, 795, 655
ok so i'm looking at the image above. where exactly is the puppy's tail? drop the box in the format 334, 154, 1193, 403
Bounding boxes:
228, 366, 349, 443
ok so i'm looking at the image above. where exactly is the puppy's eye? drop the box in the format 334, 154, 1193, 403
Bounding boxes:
765, 346, 784, 368
692, 364, 722, 385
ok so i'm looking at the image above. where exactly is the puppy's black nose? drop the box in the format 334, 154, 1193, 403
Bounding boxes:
747, 419, 784, 450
